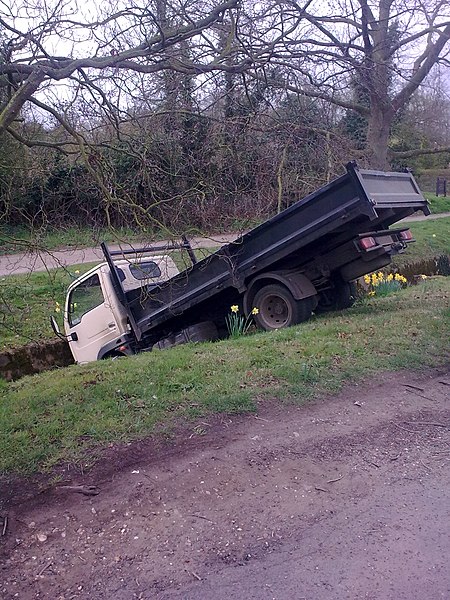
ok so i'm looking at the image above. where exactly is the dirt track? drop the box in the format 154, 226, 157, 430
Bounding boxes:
1, 368, 449, 599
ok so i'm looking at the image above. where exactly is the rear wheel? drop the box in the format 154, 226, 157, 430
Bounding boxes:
253, 284, 315, 331
316, 280, 357, 313
153, 321, 218, 350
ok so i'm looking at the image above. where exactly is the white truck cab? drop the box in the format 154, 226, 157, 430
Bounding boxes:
63, 255, 179, 363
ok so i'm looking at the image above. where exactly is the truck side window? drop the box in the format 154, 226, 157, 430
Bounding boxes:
130, 261, 161, 280
68, 274, 104, 327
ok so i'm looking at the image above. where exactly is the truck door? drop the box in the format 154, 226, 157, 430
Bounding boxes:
65, 272, 120, 363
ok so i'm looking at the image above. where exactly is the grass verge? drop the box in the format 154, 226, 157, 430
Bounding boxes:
0, 226, 171, 255
423, 192, 450, 214
391, 216, 449, 268
1, 277, 449, 475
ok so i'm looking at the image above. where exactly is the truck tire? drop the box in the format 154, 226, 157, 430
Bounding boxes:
253, 284, 314, 331
153, 321, 218, 350
315, 280, 357, 313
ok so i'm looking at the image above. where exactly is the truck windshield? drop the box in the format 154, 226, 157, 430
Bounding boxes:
68, 274, 104, 327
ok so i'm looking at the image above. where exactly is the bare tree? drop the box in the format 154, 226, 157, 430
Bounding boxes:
0, 0, 244, 139
247, 0, 450, 169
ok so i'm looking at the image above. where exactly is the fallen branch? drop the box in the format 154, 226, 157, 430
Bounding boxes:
188, 514, 215, 524
389, 452, 402, 461
57, 485, 100, 496
37, 561, 53, 576
404, 389, 434, 401
363, 458, 380, 468
403, 384, 425, 392
327, 474, 344, 484
314, 486, 328, 492
1, 515, 8, 536
186, 570, 202, 581
403, 421, 449, 428
394, 423, 416, 434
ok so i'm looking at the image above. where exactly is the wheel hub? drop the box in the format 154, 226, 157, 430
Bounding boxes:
261, 294, 289, 326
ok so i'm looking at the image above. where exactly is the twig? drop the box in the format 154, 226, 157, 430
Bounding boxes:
419, 459, 431, 472
327, 474, 344, 484
394, 423, 416, 434
57, 485, 100, 496
314, 486, 328, 492
1, 516, 8, 536
254, 416, 270, 422
438, 381, 449, 386
363, 458, 380, 468
403, 421, 448, 428
403, 384, 425, 392
37, 561, 53, 576
389, 452, 402, 461
188, 514, 215, 524
186, 570, 202, 581
404, 389, 434, 401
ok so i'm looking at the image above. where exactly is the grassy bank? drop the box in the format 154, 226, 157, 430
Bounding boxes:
1, 277, 449, 475
391, 216, 450, 268
0, 226, 167, 255
423, 193, 450, 214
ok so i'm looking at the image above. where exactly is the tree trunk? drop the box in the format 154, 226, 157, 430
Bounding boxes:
366, 103, 393, 170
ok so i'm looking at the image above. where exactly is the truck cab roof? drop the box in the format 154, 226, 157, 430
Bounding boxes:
67, 254, 180, 294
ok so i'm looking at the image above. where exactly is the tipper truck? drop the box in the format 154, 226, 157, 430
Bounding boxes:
51, 162, 429, 363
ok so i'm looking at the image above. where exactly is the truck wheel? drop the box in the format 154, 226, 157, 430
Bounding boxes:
316, 281, 357, 313
253, 284, 314, 331
153, 321, 218, 350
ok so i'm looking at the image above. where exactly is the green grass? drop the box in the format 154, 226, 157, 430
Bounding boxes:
423, 193, 450, 214
391, 216, 450, 269
0, 225, 221, 255
1, 277, 449, 475
0, 226, 169, 255
0, 264, 95, 351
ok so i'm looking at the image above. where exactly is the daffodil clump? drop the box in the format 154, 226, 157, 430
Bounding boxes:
363, 271, 408, 297
226, 305, 259, 338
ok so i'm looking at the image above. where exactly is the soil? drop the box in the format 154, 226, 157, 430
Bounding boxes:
1, 368, 449, 600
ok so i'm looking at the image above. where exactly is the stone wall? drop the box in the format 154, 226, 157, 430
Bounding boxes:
0, 339, 74, 381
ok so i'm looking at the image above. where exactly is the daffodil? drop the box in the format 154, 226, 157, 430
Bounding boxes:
231, 305, 239, 313
251, 307, 259, 315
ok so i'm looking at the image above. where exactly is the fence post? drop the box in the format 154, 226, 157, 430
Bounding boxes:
436, 177, 447, 197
